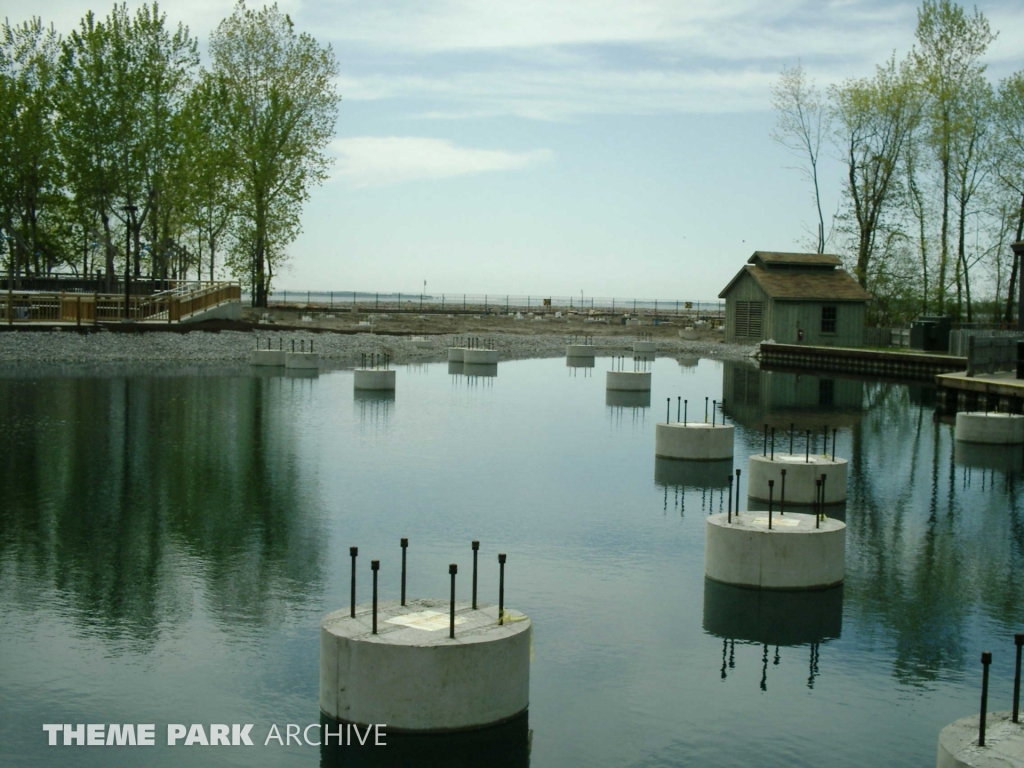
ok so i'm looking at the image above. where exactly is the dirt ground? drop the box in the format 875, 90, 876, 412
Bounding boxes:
242, 305, 726, 343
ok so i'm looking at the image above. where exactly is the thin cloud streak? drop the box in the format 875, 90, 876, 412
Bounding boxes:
330, 136, 555, 188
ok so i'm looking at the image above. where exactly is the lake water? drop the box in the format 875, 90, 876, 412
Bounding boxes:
1, 356, 1022, 767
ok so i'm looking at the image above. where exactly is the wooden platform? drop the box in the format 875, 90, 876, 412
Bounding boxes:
936, 370, 1024, 413
758, 342, 965, 381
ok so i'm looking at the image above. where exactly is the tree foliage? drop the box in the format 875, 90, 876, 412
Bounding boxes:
0, 2, 339, 303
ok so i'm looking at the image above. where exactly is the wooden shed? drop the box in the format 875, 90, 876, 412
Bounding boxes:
718, 252, 872, 347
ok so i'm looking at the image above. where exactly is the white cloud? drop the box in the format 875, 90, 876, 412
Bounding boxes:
330, 136, 554, 188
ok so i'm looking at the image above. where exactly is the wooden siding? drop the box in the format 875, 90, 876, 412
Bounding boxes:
769, 301, 865, 347
723, 271, 770, 342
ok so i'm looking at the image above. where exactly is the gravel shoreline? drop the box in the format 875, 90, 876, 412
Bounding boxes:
0, 328, 758, 366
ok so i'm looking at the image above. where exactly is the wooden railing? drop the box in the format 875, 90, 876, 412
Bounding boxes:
1, 281, 241, 325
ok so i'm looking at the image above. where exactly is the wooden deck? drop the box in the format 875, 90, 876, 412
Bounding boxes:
936, 369, 1024, 413
758, 342, 965, 382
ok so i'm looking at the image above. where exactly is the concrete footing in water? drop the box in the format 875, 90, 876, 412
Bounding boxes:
747, 454, 848, 505
606, 371, 651, 391
655, 422, 734, 461
704, 512, 845, 590
354, 369, 396, 390
463, 349, 499, 364
320, 599, 531, 731
250, 350, 286, 366
936, 711, 1024, 768
285, 352, 319, 369
955, 412, 1024, 445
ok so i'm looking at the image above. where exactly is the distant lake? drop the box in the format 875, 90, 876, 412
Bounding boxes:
1, 357, 1022, 767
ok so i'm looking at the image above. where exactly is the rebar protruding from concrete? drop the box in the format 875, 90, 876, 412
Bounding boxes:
735, 469, 741, 515
780, 469, 787, 515
449, 564, 458, 639
400, 538, 408, 606
371, 560, 379, 634
684, 400, 688, 425
768, 480, 774, 530
472, 540, 480, 610
498, 553, 507, 625
677, 396, 681, 422
814, 480, 822, 528
713, 400, 717, 427
832, 429, 837, 462
980, 651, 992, 746
350, 546, 358, 618
1015, 634, 1023, 723
727, 475, 734, 523
705, 397, 709, 423
666, 398, 670, 423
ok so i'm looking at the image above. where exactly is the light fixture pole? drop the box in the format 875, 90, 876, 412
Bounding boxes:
122, 205, 137, 321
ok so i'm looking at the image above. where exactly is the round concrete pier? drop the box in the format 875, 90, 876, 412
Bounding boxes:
633, 341, 656, 353
705, 512, 845, 590
606, 371, 652, 391
320, 599, 531, 731
463, 349, 499, 364
250, 349, 286, 366
937, 711, 1024, 768
747, 453, 848, 505
354, 369, 396, 391
955, 412, 1024, 445
655, 422, 734, 461
566, 344, 596, 358
448, 347, 465, 362
285, 352, 319, 369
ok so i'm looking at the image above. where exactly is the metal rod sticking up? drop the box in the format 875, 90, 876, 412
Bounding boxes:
980, 651, 992, 746
768, 480, 774, 530
400, 538, 408, 606
449, 564, 458, 639
350, 546, 358, 618
498, 553, 506, 625
727, 475, 734, 523
1014, 633, 1023, 723
780, 469, 786, 515
472, 541, 479, 610
371, 560, 379, 634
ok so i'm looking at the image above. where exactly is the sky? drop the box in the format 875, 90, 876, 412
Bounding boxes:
9, 0, 1024, 301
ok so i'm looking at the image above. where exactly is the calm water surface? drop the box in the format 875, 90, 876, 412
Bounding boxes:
1, 356, 1022, 767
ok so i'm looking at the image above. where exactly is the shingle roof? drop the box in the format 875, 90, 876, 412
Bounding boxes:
749, 251, 843, 266
719, 265, 873, 302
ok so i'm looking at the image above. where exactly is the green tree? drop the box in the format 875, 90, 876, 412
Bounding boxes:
831, 55, 921, 292
208, 1, 339, 307
0, 17, 64, 277
912, 0, 996, 315
995, 72, 1024, 323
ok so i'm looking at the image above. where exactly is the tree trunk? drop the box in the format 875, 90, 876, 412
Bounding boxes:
1005, 194, 1024, 324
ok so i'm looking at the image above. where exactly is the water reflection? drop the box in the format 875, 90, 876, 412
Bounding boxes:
319, 712, 531, 768
566, 357, 595, 369
0, 375, 325, 649
703, 580, 843, 689
722, 361, 863, 430
954, 441, 1024, 476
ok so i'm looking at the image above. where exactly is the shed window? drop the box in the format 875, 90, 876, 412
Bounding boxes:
821, 306, 837, 334
735, 301, 764, 338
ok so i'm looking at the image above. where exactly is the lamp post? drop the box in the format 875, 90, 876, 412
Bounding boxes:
122, 205, 137, 321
